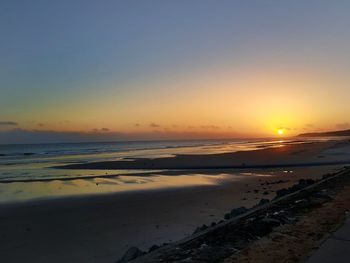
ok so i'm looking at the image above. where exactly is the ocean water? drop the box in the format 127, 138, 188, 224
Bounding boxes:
0, 138, 329, 202
0, 138, 308, 182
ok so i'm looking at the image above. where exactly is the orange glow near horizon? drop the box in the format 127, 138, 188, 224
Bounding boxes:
3, 66, 349, 139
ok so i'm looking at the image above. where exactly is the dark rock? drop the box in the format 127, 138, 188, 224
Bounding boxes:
193, 224, 208, 234
275, 178, 317, 199
224, 207, 248, 220
117, 247, 145, 263
275, 188, 291, 198
230, 207, 248, 217
261, 217, 281, 227
258, 198, 270, 206
244, 218, 274, 237
148, 244, 160, 252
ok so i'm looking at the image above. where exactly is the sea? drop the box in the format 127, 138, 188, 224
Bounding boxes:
0, 138, 330, 203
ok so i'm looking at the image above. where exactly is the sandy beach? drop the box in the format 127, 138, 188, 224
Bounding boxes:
0, 165, 342, 263
1, 139, 350, 262
58, 140, 350, 170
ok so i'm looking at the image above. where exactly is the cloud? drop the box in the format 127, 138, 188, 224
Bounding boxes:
92, 128, 110, 133
0, 129, 129, 144
336, 122, 349, 130
134, 123, 141, 127
0, 121, 18, 126
201, 125, 220, 129
150, 122, 160, 128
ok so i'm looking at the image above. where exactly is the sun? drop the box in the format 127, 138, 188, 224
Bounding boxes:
277, 129, 284, 135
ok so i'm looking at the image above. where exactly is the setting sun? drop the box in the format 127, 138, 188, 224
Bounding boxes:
278, 129, 284, 135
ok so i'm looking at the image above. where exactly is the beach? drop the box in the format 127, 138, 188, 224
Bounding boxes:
58, 139, 350, 170
0, 166, 343, 263
1, 139, 350, 262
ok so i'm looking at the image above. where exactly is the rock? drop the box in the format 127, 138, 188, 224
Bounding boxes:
193, 224, 208, 234
275, 188, 291, 198
224, 207, 248, 220
245, 218, 274, 237
117, 247, 145, 262
261, 217, 281, 227
148, 244, 160, 252
180, 257, 194, 262
258, 198, 270, 206
275, 178, 317, 199
231, 207, 248, 217
199, 243, 209, 250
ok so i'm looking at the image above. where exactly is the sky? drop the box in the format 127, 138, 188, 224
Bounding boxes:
1, 0, 350, 143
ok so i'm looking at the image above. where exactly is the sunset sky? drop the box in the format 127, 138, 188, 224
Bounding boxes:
1, 0, 350, 143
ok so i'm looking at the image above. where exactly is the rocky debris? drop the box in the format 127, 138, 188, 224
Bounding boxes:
258, 198, 270, 206
148, 245, 160, 252
117, 247, 145, 263
275, 179, 315, 199
132, 176, 336, 263
193, 224, 209, 234
224, 207, 248, 220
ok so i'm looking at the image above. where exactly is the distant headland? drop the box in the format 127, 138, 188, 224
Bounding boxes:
298, 129, 350, 137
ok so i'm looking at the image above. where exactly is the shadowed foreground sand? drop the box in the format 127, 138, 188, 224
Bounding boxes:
0, 166, 341, 263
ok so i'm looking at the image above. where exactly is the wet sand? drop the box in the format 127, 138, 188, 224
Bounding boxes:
0, 166, 342, 263
57, 140, 350, 170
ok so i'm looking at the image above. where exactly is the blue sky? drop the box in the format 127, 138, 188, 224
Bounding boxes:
1, 0, 350, 143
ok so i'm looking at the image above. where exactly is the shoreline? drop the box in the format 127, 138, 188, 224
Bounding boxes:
1, 160, 350, 184
55, 140, 350, 170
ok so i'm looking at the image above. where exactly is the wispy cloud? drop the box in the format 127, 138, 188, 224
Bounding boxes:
92, 128, 111, 133
201, 125, 220, 129
150, 122, 160, 128
0, 121, 18, 126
